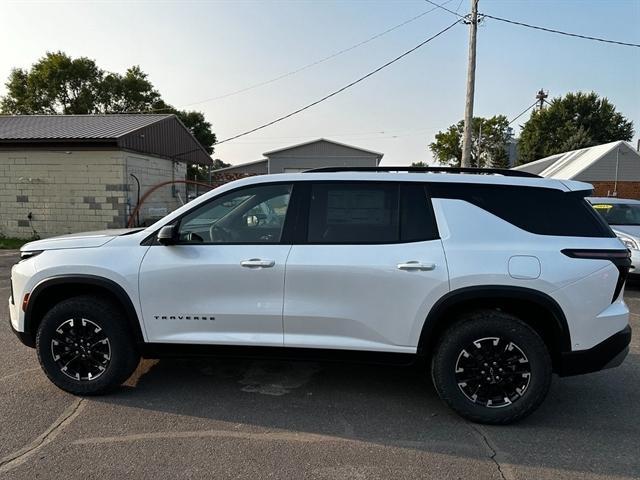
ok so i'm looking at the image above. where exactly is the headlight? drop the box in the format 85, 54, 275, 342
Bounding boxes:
617, 235, 638, 250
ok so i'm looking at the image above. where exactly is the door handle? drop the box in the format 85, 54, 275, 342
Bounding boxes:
240, 258, 275, 268
397, 261, 436, 271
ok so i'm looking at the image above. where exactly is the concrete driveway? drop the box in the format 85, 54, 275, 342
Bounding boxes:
1, 249, 638, 479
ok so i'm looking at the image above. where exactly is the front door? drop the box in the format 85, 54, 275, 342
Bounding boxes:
283, 181, 449, 352
139, 183, 294, 346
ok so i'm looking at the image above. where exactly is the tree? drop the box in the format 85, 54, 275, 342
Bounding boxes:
1, 52, 102, 114
187, 158, 231, 182
429, 115, 511, 168
411, 161, 428, 167
97, 66, 161, 113
1, 51, 216, 154
212, 158, 231, 169
517, 92, 634, 164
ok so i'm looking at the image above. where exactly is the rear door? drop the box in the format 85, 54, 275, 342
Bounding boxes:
283, 181, 450, 353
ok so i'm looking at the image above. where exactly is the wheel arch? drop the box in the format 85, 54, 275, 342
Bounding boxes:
24, 275, 145, 346
418, 286, 571, 367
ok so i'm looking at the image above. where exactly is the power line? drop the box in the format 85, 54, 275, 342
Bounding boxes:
176, 0, 459, 108
423, 0, 467, 19
483, 13, 640, 48
508, 100, 539, 125
213, 20, 462, 146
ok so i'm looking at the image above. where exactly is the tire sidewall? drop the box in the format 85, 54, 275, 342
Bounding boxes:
36, 296, 138, 395
432, 313, 552, 424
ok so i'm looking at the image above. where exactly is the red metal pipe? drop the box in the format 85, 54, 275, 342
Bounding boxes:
127, 179, 215, 228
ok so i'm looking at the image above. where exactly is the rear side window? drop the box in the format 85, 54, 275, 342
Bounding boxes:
308, 183, 399, 243
428, 183, 615, 238
401, 184, 439, 242
306, 182, 439, 244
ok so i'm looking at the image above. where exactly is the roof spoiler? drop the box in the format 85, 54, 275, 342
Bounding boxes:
559, 180, 596, 192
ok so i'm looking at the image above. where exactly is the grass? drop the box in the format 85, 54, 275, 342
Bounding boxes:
0, 237, 29, 249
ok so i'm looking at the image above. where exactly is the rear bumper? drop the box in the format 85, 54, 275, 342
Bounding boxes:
558, 325, 631, 376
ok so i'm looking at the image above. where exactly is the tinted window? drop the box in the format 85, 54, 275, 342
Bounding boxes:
429, 183, 614, 238
591, 202, 640, 226
178, 184, 292, 244
308, 183, 399, 243
401, 184, 439, 242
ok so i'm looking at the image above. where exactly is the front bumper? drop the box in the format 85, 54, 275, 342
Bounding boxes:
8, 297, 35, 347
627, 248, 640, 278
558, 325, 631, 376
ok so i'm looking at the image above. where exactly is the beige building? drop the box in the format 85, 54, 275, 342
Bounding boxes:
0, 114, 211, 239
212, 138, 383, 185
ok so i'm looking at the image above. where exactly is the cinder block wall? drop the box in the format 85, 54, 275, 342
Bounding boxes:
0, 149, 187, 239
125, 154, 186, 226
0, 150, 128, 239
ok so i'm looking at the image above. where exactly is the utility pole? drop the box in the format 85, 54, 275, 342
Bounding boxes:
536, 89, 548, 111
461, 0, 479, 168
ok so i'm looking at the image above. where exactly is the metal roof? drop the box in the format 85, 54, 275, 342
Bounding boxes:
0, 114, 212, 165
263, 138, 384, 158
212, 158, 268, 173
0, 114, 172, 139
513, 141, 635, 179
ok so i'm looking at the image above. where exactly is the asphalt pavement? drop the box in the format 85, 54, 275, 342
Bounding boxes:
1, 249, 638, 479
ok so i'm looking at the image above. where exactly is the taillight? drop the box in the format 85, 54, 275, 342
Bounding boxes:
561, 249, 631, 301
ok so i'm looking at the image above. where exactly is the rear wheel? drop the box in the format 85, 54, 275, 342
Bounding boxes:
431, 310, 552, 424
36, 295, 140, 395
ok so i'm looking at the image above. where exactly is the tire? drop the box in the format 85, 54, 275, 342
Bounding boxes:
431, 310, 552, 425
36, 295, 140, 395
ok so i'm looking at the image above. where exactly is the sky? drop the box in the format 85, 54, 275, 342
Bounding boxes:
1, 0, 639, 166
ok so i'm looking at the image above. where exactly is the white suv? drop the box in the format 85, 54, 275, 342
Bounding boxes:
8, 167, 632, 424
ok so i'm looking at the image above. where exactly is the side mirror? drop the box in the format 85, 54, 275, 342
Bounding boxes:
157, 225, 177, 245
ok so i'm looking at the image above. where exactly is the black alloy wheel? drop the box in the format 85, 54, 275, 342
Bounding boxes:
51, 317, 112, 381
454, 336, 531, 408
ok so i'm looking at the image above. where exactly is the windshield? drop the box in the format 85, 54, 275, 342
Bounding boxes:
591, 203, 640, 226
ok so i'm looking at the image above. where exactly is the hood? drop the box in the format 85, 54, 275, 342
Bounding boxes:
612, 225, 640, 239
21, 229, 143, 252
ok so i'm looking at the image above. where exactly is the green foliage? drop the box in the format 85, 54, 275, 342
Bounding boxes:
517, 92, 634, 164
97, 66, 161, 113
1, 51, 216, 154
187, 158, 231, 182
411, 161, 428, 167
0, 236, 29, 249
429, 115, 511, 168
1, 52, 102, 114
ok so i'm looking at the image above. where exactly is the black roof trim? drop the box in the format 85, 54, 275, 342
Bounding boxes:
303, 166, 541, 178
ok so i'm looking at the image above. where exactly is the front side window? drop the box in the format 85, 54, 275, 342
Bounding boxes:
307, 183, 399, 243
177, 184, 292, 244
592, 203, 640, 226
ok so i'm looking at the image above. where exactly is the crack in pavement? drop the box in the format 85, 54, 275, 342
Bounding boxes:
468, 423, 514, 480
0, 398, 86, 474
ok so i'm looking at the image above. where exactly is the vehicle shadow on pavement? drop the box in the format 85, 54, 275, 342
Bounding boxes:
91, 352, 640, 479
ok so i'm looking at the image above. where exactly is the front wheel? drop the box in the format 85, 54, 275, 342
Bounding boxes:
431, 310, 552, 424
36, 295, 140, 395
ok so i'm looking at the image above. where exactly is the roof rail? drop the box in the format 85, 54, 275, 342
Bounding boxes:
303, 166, 540, 178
